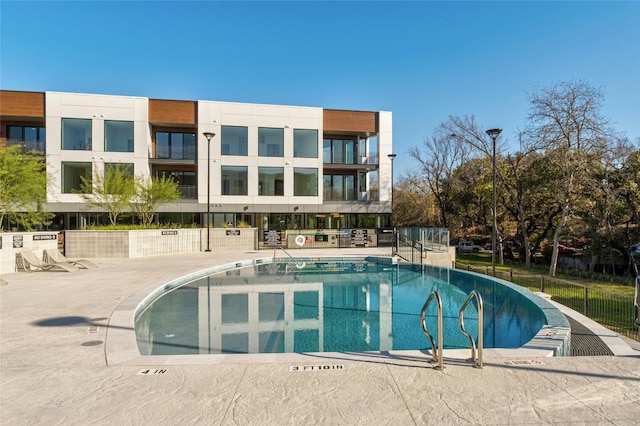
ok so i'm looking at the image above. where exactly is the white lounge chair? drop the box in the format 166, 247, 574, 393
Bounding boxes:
44, 249, 97, 269
19, 249, 78, 273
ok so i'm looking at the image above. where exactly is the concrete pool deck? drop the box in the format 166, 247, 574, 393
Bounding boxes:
1, 248, 639, 425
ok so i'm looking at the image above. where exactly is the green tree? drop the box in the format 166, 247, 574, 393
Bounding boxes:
77, 163, 136, 226
131, 175, 181, 227
500, 149, 563, 268
0, 145, 53, 230
576, 139, 640, 275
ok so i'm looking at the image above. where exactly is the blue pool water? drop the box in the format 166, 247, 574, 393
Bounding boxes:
135, 259, 548, 356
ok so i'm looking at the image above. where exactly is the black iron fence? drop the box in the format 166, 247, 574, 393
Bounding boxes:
456, 263, 640, 342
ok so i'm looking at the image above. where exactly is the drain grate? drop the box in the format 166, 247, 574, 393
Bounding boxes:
567, 316, 614, 356
87, 326, 99, 334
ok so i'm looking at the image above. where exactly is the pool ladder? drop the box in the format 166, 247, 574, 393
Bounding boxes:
420, 290, 484, 370
272, 246, 306, 268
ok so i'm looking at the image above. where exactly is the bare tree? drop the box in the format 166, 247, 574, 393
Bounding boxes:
393, 173, 439, 227
409, 128, 472, 228
523, 80, 613, 276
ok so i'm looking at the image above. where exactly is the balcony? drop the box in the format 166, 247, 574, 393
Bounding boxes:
6, 139, 46, 154
177, 185, 197, 199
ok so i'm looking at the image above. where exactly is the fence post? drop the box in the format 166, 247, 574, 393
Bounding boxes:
541, 276, 545, 293
584, 286, 589, 316
509, 269, 513, 282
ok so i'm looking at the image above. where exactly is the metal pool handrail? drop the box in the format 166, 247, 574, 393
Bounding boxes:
459, 290, 484, 369
420, 290, 444, 370
272, 246, 306, 268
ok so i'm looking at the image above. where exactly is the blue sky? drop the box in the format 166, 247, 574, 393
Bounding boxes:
1, 1, 639, 176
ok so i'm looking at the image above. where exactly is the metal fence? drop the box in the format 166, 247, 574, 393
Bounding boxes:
398, 227, 449, 252
397, 232, 423, 263
456, 263, 640, 342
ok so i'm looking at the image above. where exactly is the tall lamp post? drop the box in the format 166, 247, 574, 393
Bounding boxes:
388, 153, 396, 253
203, 132, 216, 252
485, 128, 502, 276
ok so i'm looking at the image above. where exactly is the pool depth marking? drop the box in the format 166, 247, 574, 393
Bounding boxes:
289, 365, 345, 372
138, 369, 168, 375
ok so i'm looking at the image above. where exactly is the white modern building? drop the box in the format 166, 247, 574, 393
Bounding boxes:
0, 90, 394, 243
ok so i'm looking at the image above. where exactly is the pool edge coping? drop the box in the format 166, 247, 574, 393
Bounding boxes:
106, 257, 572, 366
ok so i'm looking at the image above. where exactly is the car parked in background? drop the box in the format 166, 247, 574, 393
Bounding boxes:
456, 240, 482, 254
540, 244, 577, 255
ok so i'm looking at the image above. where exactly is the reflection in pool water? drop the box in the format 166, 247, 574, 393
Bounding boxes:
135, 260, 547, 356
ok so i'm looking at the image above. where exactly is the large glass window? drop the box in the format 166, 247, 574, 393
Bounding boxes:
7, 125, 46, 151
104, 163, 135, 194
258, 128, 284, 157
294, 129, 318, 158
155, 131, 196, 160
62, 118, 92, 150
323, 174, 356, 200
221, 126, 248, 156
294, 167, 318, 196
105, 162, 134, 176
62, 162, 92, 193
323, 138, 356, 164
359, 171, 367, 192
222, 166, 248, 195
155, 170, 197, 199
259, 167, 284, 196
105, 121, 134, 152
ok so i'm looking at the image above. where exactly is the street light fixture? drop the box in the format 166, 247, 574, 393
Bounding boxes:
485, 128, 502, 276
203, 132, 216, 252
388, 153, 397, 254
387, 153, 396, 226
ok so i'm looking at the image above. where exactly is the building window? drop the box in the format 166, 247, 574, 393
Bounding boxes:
259, 167, 284, 196
221, 126, 248, 156
104, 163, 135, 194
7, 125, 46, 152
155, 170, 197, 199
294, 167, 317, 196
62, 162, 92, 193
222, 166, 248, 195
105, 121, 134, 152
258, 128, 284, 157
359, 171, 367, 192
323, 174, 356, 201
323, 138, 356, 164
294, 129, 318, 158
62, 118, 92, 150
155, 131, 196, 160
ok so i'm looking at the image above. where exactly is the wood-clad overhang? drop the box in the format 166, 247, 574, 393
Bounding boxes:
149, 98, 197, 126
0, 90, 45, 119
323, 109, 378, 135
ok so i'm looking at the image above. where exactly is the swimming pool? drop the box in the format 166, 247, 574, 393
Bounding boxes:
134, 258, 558, 356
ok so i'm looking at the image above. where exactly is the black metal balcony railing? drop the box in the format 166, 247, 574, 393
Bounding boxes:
152, 146, 197, 161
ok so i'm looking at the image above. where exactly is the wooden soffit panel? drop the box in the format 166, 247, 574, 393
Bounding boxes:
0, 90, 45, 118
149, 99, 197, 125
323, 109, 378, 134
